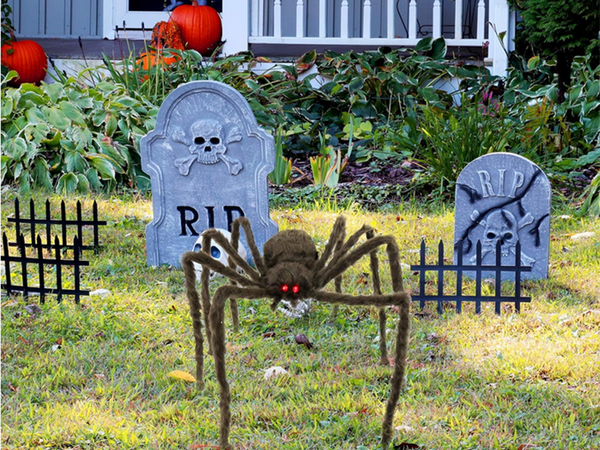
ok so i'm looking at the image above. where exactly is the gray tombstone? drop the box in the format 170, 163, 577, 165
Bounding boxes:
141, 80, 278, 267
454, 153, 551, 280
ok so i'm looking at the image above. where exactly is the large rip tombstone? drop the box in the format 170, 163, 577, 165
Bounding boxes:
454, 153, 551, 280
141, 80, 278, 266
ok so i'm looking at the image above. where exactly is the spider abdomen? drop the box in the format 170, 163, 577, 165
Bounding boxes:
263, 230, 318, 269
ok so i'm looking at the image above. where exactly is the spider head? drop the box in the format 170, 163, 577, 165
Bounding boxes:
266, 262, 313, 302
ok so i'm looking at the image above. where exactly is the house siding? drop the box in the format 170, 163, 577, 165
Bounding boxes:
8, 0, 102, 38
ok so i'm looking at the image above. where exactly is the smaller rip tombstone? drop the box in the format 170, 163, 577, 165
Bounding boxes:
454, 153, 551, 280
141, 80, 278, 267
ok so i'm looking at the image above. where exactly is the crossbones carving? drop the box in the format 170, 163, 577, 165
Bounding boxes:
172, 119, 243, 176
470, 208, 536, 266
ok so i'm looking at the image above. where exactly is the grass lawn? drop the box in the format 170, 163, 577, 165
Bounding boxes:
1, 190, 599, 449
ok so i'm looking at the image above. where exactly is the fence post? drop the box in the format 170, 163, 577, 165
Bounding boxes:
37, 236, 46, 304
437, 240, 444, 314
55, 236, 63, 303
2, 233, 13, 296
222, 0, 250, 55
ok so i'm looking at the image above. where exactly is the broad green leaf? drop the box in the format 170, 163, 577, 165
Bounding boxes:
76, 173, 91, 193
415, 37, 433, 52
45, 83, 65, 103
57, 172, 79, 194
25, 107, 45, 124
31, 158, 53, 191
85, 168, 103, 190
348, 77, 364, 93
1, 155, 12, 183
1, 96, 13, 117
59, 101, 86, 125
88, 155, 116, 180
96, 81, 118, 92
527, 56, 541, 70
430, 37, 447, 60
586, 80, 600, 100
40, 131, 62, 147
105, 114, 118, 137
43, 107, 70, 130
64, 151, 88, 172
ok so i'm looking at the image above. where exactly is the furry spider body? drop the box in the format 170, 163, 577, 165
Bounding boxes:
181, 216, 411, 449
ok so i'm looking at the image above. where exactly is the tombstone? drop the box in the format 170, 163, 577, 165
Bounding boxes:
141, 80, 278, 267
454, 153, 551, 280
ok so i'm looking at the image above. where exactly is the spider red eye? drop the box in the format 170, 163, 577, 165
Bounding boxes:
292, 285, 300, 294
281, 284, 289, 293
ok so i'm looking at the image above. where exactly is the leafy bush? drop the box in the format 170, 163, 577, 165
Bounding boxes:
1, 71, 157, 194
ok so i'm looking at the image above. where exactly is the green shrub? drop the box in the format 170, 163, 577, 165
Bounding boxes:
1, 71, 157, 194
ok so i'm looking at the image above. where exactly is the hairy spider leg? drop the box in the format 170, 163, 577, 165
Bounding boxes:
313, 215, 347, 274
365, 229, 390, 365
181, 251, 206, 390
200, 228, 262, 333
230, 217, 267, 275
313, 236, 409, 449
181, 249, 261, 388
210, 285, 270, 450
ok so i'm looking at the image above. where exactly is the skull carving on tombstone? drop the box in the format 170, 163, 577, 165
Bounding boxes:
190, 119, 226, 165
482, 209, 518, 257
192, 228, 248, 282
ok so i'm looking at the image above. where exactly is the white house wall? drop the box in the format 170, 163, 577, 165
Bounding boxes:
8, 0, 102, 38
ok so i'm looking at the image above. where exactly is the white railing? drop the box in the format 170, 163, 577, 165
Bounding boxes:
222, 0, 511, 76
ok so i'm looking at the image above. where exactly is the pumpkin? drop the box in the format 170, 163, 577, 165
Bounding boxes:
170, 0, 222, 55
137, 21, 185, 70
1, 39, 47, 86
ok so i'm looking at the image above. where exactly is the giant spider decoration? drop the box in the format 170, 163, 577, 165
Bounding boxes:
181, 216, 411, 449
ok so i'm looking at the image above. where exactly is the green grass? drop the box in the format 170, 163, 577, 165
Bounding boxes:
1, 190, 599, 449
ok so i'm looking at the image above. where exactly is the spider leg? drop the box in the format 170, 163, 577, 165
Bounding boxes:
313, 215, 347, 274
202, 228, 262, 282
330, 226, 346, 321
181, 251, 207, 389
313, 290, 410, 449
182, 249, 259, 288
365, 229, 389, 365
230, 217, 267, 275
210, 285, 271, 449
316, 235, 404, 291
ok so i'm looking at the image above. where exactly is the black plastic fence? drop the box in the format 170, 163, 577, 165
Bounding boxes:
410, 239, 531, 314
2, 233, 89, 304
7, 198, 106, 255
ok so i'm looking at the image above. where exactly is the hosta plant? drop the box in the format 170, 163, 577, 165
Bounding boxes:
1, 71, 157, 194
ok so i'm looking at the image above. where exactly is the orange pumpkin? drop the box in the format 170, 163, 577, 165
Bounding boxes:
138, 51, 180, 71
1, 39, 47, 86
170, 0, 222, 55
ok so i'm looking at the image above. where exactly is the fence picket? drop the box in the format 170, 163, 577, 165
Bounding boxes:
411, 239, 531, 314
7, 198, 106, 252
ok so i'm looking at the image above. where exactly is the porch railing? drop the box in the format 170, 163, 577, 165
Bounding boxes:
222, 0, 512, 76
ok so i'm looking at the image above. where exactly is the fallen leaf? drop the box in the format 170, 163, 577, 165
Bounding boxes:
294, 333, 313, 349
395, 425, 415, 432
517, 445, 537, 450
17, 336, 30, 345
570, 231, 596, 241
262, 331, 276, 338
90, 288, 112, 297
264, 366, 288, 380
167, 370, 196, 383
56, 337, 63, 346
94, 373, 106, 379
